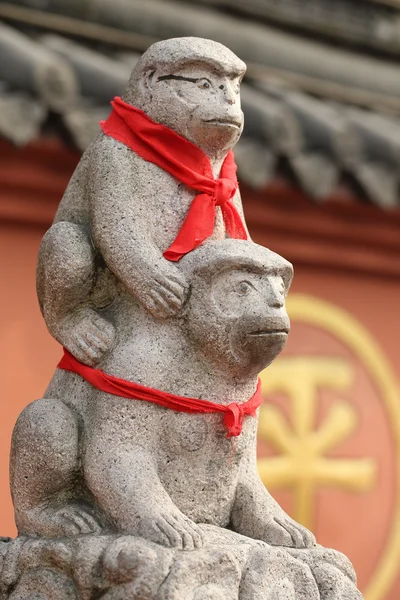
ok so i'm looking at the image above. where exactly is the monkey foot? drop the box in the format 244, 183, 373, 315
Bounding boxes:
22, 503, 104, 537
58, 308, 116, 366
152, 511, 204, 550
260, 514, 317, 549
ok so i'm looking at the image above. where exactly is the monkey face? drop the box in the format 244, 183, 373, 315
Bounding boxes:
226, 272, 290, 377
184, 256, 291, 379
144, 63, 244, 156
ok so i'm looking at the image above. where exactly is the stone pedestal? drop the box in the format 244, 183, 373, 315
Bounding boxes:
0, 527, 361, 600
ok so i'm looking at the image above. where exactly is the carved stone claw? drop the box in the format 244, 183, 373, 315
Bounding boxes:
141, 511, 204, 550
23, 504, 104, 538
261, 515, 316, 549
59, 308, 116, 366
142, 273, 188, 320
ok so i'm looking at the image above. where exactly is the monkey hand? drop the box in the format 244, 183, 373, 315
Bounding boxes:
137, 506, 204, 551
135, 262, 188, 319
259, 512, 316, 549
57, 307, 116, 366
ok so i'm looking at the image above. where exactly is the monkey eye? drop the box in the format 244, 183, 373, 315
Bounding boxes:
234, 281, 253, 296
196, 78, 211, 90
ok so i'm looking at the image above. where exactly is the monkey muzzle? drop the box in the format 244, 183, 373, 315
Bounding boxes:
205, 118, 242, 129
230, 313, 290, 375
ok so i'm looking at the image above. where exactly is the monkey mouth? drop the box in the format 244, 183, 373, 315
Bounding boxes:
248, 329, 289, 336
205, 118, 242, 128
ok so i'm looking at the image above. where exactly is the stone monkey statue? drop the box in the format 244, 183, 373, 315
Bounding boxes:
11, 239, 316, 551
5, 37, 365, 600
37, 37, 249, 367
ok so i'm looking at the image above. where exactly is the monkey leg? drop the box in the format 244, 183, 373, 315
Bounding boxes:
10, 398, 103, 537
37, 221, 116, 366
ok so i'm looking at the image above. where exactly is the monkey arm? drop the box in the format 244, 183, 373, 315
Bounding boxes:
231, 421, 316, 548
88, 136, 187, 318
88, 138, 163, 289
231, 421, 284, 534
84, 439, 203, 549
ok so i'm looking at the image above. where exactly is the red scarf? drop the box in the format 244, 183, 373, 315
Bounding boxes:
100, 97, 247, 261
58, 350, 262, 438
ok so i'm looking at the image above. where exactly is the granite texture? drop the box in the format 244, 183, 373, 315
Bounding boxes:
0, 528, 361, 600
4, 38, 363, 598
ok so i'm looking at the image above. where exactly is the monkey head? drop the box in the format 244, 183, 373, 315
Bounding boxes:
180, 240, 293, 379
123, 37, 246, 157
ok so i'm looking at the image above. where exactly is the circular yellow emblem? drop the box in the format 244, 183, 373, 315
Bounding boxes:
257, 294, 400, 600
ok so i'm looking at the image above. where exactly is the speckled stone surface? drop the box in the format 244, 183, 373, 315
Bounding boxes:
3, 38, 363, 599
1, 528, 361, 600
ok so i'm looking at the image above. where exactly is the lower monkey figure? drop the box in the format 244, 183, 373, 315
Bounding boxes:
12, 240, 315, 551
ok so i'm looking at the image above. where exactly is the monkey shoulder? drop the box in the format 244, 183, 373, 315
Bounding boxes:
57, 132, 195, 244
89, 134, 177, 193
54, 137, 102, 225
87, 134, 195, 243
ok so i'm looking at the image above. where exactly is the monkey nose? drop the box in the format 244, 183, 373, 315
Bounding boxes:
269, 297, 285, 309
220, 87, 236, 105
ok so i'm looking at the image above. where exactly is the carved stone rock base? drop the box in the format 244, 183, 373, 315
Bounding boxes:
0, 527, 362, 599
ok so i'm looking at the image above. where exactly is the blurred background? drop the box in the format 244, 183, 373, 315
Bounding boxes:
1, 0, 400, 598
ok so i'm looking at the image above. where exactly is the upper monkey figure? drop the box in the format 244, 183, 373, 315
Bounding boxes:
37, 37, 250, 367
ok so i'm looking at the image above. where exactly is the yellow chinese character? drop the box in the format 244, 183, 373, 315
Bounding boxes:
258, 357, 376, 529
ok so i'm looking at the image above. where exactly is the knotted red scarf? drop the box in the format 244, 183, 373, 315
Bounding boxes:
100, 97, 248, 261
58, 350, 262, 438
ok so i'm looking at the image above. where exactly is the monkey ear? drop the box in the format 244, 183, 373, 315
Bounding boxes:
142, 69, 156, 93
133, 68, 157, 104
281, 264, 294, 296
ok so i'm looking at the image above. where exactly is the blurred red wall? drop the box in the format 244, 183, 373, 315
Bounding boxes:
1, 139, 400, 600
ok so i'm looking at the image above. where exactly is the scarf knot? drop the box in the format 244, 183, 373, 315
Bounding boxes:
224, 403, 243, 438
100, 97, 247, 262
213, 178, 237, 207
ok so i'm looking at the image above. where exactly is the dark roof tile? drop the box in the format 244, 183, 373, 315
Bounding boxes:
0, 89, 45, 145
1, 1, 400, 207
